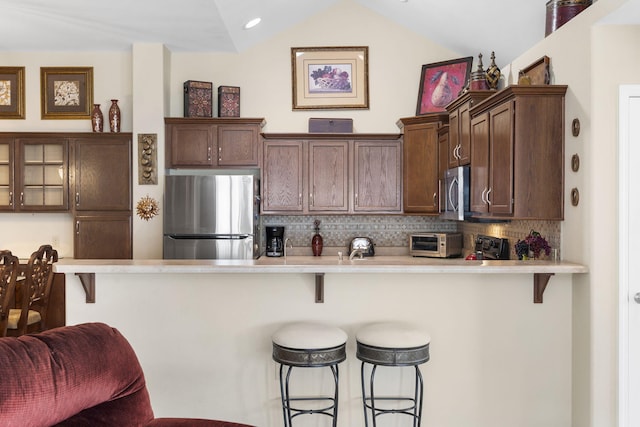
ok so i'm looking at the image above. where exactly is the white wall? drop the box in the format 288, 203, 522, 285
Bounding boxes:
65, 271, 573, 427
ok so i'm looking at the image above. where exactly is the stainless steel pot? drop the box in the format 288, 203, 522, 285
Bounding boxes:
348, 237, 375, 257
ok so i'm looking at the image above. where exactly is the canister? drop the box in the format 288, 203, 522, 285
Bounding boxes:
545, 0, 593, 36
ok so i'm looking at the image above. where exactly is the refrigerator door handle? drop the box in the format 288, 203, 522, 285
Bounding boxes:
166, 234, 251, 240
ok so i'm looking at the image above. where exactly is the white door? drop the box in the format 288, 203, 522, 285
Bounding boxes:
619, 85, 640, 426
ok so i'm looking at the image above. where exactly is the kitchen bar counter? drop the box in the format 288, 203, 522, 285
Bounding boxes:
55, 256, 587, 304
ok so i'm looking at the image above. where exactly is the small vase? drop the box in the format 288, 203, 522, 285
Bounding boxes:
109, 99, 121, 132
91, 104, 103, 132
311, 234, 323, 256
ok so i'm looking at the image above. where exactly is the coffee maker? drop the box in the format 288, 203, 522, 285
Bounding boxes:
266, 226, 285, 257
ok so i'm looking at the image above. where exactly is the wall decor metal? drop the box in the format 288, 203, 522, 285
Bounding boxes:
291, 46, 369, 110
136, 195, 159, 221
138, 133, 157, 185
571, 188, 580, 206
0, 66, 25, 119
40, 67, 93, 119
571, 154, 580, 172
572, 118, 580, 136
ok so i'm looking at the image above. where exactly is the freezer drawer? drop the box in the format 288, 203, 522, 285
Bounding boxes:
163, 236, 255, 260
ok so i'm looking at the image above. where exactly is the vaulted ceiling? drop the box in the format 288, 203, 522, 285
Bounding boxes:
2, 0, 639, 65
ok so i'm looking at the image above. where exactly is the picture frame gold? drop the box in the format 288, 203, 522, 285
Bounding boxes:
291, 46, 369, 110
518, 55, 551, 85
0, 67, 25, 119
40, 67, 93, 119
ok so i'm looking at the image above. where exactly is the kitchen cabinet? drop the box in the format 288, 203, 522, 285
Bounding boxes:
309, 140, 349, 212
0, 136, 69, 212
397, 115, 448, 214
261, 133, 402, 214
70, 134, 132, 259
469, 85, 567, 220
437, 125, 449, 213
165, 118, 265, 168
354, 140, 402, 212
446, 91, 493, 168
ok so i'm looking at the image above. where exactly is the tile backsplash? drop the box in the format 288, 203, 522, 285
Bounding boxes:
262, 215, 560, 259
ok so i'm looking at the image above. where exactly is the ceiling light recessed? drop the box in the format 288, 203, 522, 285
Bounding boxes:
244, 17, 261, 30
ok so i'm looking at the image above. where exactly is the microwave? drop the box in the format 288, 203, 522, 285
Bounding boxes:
441, 166, 470, 221
410, 233, 463, 258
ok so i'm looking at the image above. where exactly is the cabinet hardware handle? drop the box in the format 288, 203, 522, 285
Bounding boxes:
20, 192, 24, 206
8, 191, 12, 207
207, 146, 211, 161
454, 144, 461, 159
486, 187, 492, 205
298, 193, 302, 205
310, 192, 313, 206
75, 220, 80, 235
355, 193, 359, 206
75, 192, 80, 206
438, 179, 442, 212
433, 192, 437, 207
481, 188, 487, 204
218, 146, 221, 162
456, 144, 462, 159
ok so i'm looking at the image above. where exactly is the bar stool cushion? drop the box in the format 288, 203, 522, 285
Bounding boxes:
356, 322, 430, 366
272, 322, 347, 350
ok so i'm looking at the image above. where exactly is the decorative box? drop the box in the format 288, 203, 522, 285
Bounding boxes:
183, 80, 213, 117
218, 86, 240, 117
308, 118, 353, 133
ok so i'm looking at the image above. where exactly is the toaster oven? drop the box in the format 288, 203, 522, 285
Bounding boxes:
410, 233, 463, 258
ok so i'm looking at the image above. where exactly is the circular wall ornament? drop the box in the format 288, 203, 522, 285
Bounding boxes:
571, 154, 580, 172
136, 195, 159, 221
572, 118, 580, 137
571, 188, 580, 206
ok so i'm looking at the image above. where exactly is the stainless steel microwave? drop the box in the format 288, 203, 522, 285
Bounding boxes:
441, 166, 470, 221
410, 233, 463, 258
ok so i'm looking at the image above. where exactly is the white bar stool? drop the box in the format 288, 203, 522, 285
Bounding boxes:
272, 322, 347, 427
356, 322, 431, 427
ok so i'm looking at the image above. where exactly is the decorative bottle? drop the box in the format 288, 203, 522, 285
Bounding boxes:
311, 219, 323, 256
109, 99, 121, 132
485, 51, 501, 90
91, 104, 103, 132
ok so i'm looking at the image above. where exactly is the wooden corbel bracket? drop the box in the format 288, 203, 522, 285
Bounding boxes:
315, 273, 325, 303
75, 273, 96, 303
533, 273, 555, 303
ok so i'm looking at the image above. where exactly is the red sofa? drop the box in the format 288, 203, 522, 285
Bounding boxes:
0, 322, 253, 427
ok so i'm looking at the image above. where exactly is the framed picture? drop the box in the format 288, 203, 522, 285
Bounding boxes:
416, 57, 473, 115
518, 55, 551, 85
0, 67, 25, 119
40, 67, 93, 119
291, 46, 369, 110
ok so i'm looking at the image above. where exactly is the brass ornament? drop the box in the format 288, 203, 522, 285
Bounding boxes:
136, 195, 159, 221
571, 154, 580, 172
572, 118, 580, 137
571, 188, 580, 206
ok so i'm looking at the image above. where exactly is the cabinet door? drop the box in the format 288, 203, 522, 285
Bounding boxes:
167, 124, 214, 167
217, 125, 259, 167
448, 108, 460, 168
15, 138, 68, 212
470, 113, 490, 213
437, 127, 449, 214
457, 101, 473, 165
72, 136, 131, 211
74, 214, 132, 259
488, 101, 514, 215
308, 141, 349, 212
354, 140, 402, 212
0, 138, 14, 211
262, 140, 304, 212
403, 123, 439, 213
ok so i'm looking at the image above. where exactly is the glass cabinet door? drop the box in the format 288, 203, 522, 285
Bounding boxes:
16, 138, 68, 211
0, 138, 14, 210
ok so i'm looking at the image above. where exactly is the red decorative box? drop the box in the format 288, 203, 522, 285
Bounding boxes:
183, 80, 213, 117
218, 86, 240, 117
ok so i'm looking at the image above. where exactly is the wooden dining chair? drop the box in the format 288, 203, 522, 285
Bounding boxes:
6, 244, 58, 336
0, 250, 19, 337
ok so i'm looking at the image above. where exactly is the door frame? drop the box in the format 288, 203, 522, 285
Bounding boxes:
618, 84, 640, 427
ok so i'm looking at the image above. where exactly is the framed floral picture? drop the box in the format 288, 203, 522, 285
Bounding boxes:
291, 46, 369, 110
416, 57, 473, 115
41, 67, 93, 119
0, 67, 25, 119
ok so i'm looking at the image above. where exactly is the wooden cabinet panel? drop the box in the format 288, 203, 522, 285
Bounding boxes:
165, 118, 264, 168
71, 135, 131, 211
354, 140, 401, 212
167, 124, 214, 167
218, 125, 259, 166
0, 138, 15, 211
469, 85, 566, 220
74, 214, 132, 259
309, 141, 349, 212
398, 115, 447, 214
262, 140, 304, 212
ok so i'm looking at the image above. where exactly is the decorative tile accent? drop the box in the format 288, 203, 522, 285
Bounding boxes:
262, 215, 562, 259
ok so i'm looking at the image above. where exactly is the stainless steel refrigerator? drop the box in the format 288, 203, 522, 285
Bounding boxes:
163, 174, 260, 259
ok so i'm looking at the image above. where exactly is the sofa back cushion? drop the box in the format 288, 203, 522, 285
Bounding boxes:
0, 322, 155, 427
